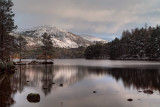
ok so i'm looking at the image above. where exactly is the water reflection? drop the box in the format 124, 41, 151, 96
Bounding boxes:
41, 65, 54, 96
107, 68, 160, 91
0, 65, 28, 107
0, 75, 15, 107
18, 65, 27, 92
1, 63, 160, 107
14, 65, 160, 93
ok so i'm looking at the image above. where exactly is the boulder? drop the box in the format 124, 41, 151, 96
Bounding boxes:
127, 99, 133, 101
93, 91, 96, 93
27, 93, 40, 103
143, 90, 153, 94
60, 84, 63, 87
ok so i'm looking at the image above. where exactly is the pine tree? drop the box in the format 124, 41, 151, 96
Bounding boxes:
3, 35, 17, 61
16, 35, 27, 63
0, 0, 17, 61
41, 33, 54, 62
109, 37, 121, 59
147, 26, 160, 58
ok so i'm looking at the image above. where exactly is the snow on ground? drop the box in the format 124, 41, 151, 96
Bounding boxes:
14, 26, 107, 48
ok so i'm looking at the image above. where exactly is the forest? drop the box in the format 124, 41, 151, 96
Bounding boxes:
22, 46, 86, 59
85, 25, 160, 60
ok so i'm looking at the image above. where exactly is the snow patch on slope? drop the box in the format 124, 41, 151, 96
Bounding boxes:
80, 35, 107, 43
15, 26, 107, 48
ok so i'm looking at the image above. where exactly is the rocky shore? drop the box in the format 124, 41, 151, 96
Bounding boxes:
14, 60, 54, 65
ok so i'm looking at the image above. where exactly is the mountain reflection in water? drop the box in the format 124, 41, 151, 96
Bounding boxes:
1, 62, 160, 107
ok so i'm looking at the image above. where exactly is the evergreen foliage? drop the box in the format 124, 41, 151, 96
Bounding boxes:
85, 25, 160, 60
20, 47, 86, 59
0, 0, 17, 61
85, 43, 105, 59
41, 33, 54, 62
16, 35, 28, 62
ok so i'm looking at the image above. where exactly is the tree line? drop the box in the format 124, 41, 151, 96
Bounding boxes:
85, 25, 160, 60
23, 46, 86, 59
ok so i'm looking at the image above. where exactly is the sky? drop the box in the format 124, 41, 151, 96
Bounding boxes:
12, 0, 160, 41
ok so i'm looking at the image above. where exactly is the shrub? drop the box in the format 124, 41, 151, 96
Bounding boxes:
0, 60, 15, 73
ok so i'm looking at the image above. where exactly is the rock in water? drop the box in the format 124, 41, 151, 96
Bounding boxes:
127, 99, 133, 101
143, 90, 154, 94
93, 91, 96, 93
60, 84, 63, 87
43, 87, 48, 89
27, 93, 40, 103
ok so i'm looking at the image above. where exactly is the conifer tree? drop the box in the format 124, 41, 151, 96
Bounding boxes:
0, 0, 17, 61
41, 33, 54, 62
3, 35, 17, 61
16, 36, 27, 63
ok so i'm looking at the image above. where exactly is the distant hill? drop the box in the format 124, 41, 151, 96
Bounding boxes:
80, 35, 107, 43
12, 26, 107, 48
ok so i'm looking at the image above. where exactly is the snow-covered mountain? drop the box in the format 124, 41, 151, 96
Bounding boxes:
14, 26, 107, 48
80, 35, 107, 43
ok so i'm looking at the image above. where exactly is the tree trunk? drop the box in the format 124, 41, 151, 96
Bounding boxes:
20, 52, 22, 63
20, 44, 22, 63
0, 11, 4, 61
0, 30, 4, 61
45, 50, 47, 63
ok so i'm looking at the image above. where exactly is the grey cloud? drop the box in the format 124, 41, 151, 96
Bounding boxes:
12, 0, 160, 41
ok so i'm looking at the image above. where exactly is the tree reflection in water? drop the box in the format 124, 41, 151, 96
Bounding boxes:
18, 65, 27, 92
87, 67, 160, 91
0, 65, 28, 107
0, 74, 15, 107
2, 64, 160, 107
106, 68, 160, 91
41, 64, 54, 96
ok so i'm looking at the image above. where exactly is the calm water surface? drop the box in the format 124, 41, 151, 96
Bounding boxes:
1, 59, 160, 107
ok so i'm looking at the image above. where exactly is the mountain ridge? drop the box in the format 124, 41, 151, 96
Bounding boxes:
13, 26, 107, 48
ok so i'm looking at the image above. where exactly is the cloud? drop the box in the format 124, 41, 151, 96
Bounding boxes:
12, 0, 160, 41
